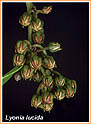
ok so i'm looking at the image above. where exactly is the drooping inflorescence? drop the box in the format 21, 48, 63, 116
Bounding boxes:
3, 3, 77, 112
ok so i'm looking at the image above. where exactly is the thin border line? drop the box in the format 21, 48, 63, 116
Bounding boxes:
89, 1, 90, 123
1, 1, 90, 2
1, 1, 2, 123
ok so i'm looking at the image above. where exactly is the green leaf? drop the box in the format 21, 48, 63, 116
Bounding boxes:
2, 65, 24, 86
2, 74, 13, 86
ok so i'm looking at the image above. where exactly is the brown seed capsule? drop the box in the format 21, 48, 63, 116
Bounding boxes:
14, 72, 21, 82
42, 6, 52, 14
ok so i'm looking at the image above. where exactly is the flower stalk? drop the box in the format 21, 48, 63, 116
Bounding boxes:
26, 3, 34, 43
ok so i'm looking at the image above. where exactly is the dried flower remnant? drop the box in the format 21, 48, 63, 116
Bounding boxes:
42, 6, 52, 14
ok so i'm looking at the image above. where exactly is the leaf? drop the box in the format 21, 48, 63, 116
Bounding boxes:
2, 74, 13, 86
2, 65, 24, 86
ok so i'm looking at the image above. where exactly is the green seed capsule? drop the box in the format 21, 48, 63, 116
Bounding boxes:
55, 75, 65, 87
13, 54, 25, 66
42, 92, 53, 104
32, 18, 43, 32
33, 31, 44, 44
65, 79, 77, 98
40, 92, 54, 112
19, 12, 32, 27
44, 103, 53, 112
39, 103, 53, 112
32, 71, 43, 82
29, 56, 42, 70
43, 56, 55, 69
31, 95, 42, 108
54, 88, 65, 100
48, 42, 62, 53
15, 40, 28, 54
21, 65, 34, 80
43, 76, 53, 90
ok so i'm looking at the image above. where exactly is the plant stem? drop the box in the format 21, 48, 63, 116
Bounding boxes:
32, 44, 47, 55
51, 69, 61, 76
26, 3, 34, 44
40, 66, 46, 76
36, 47, 48, 53
26, 3, 34, 13
36, 10, 44, 14
28, 25, 32, 44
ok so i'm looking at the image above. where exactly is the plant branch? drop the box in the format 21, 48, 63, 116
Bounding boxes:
51, 69, 61, 76
36, 47, 48, 53
32, 44, 47, 55
26, 3, 34, 13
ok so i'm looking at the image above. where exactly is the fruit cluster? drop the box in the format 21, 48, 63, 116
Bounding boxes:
12, 4, 77, 112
